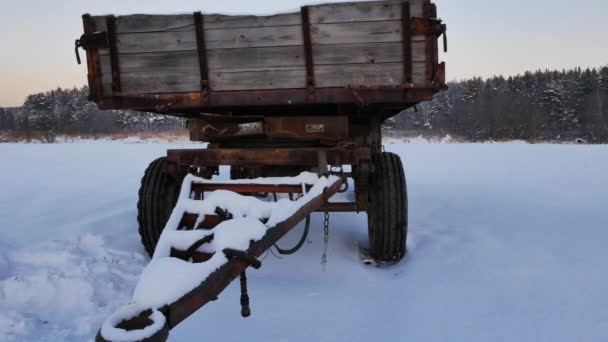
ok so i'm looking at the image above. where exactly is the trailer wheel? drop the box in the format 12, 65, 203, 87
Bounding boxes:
137, 157, 182, 257
367, 152, 408, 263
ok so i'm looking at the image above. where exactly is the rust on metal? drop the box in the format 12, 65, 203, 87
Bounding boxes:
300, 6, 316, 103
193, 11, 210, 104
81, 14, 104, 102
264, 116, 349, 142
166, 147, 371, 169
192, 183, 313, 196
100, 87, 438, 113
401, 2, 412, 84
410, 17, 444, 35
189, 119, 264, 141
106, 15, 121, 93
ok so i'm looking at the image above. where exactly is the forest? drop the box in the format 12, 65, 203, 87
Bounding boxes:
389, 66, 608, 142
1, 65, 607, 142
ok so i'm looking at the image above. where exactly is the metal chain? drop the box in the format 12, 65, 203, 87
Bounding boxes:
321, 211, 330, 270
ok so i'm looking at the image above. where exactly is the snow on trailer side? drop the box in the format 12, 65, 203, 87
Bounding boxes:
77, 0, 446, 112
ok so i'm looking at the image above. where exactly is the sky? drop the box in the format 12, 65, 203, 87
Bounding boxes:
0, 0, 607, 107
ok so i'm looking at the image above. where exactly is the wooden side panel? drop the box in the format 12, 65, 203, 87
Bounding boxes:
93, 0, 433, 94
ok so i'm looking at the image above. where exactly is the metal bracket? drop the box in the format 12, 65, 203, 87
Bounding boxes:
411, 17, 445, 34
74, 31, 107, 64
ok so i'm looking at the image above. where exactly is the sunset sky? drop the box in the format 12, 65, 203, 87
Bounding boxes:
1, 0, 606, 107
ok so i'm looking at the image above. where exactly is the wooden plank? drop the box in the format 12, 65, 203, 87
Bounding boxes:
410, 1, 425, 17
100, 52, 195, 74
412, 61, 426, 84
102, 71, 200, 94
93, 13, 301, 34
210, 67, 306, 91
106, 13, 301, 33
412, 41, 426, 62
313, 42, 402, 65
100, 46, 305, 73
309, 1, 398, 24
105, 25, 303, 54
204, 13, 300, 29
206, 25, 303, 49
308, 0, 425, 23
92, 16, 107, 32
312, 21, 401, 45
316, 63, 403, 87
208, 46, 305, 69
114, 14, 194, 33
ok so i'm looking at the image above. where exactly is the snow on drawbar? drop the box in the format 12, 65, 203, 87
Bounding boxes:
99, 172, 341, 342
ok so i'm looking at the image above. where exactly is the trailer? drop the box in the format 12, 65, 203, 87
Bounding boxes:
74, 1, 447, 340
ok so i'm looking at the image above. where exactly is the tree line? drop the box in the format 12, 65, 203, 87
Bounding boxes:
2, 65, 608, 142
387, 65, 608, 142
0, 86, 184, 141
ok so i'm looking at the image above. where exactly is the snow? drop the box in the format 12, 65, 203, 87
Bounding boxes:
133, 173, 339, 310
133, 217, 268, 308
1, 140, 608, 341
101, 305, 166, 342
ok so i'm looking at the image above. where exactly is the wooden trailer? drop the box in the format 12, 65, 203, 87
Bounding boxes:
76, 0, 447, 267
76, 2, 447, 340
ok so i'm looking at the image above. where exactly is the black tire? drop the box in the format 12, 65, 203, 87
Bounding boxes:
137, 157, 183, 257
367, 152, 408, 263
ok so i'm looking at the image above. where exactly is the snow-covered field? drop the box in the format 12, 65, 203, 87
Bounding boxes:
1, 140, 607, 342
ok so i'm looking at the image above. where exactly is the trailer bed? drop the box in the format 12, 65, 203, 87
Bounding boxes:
78, 0, 446, 115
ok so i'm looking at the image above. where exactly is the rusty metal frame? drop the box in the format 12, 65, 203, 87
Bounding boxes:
301, 6, 316, 103
165, 147, 370, 170
99, 87, 438, 114
193, 11, 210, 105
106, 15, 121, 94
165, 147, 370, 212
